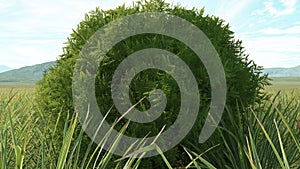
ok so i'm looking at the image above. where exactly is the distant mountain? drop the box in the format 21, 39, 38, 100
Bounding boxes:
0, 61, 55, 83
0, 65, 13, 73
263, 65, 300, 77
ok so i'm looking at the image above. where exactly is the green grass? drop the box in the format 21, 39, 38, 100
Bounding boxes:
0, 81, 300, 168
0, 82, 35, 89
0, 87, 186, 168
266, 77, 300, 91
266, 77, 300, 104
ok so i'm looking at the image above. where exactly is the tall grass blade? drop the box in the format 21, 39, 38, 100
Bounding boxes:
251, 109, 285, 168
56, 114, 78, 169
274, 120, 290, 169
272, 104, 300, 152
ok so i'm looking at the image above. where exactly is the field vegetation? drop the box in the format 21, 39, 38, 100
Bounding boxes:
0, 77, 299, 168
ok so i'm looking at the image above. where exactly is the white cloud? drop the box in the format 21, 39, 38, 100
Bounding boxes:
242, 35, 300, 68
1, 0, 101, 32
259, 25, 300, 35
0, 1, 12, 10
252, 0, 297, 17
245, 36, 300, 53
208, 0, 253, 23
248, 51, 299, 68
0, 38, 63, 68
222, 0, 252, 22
0, 0, 103, 68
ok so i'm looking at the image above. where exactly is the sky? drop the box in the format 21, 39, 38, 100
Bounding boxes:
0, 0, 299, 69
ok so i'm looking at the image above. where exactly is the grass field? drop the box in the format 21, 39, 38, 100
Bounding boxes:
0, 77, 299, 168
267, 77, 300, 91
266, 77, 300, 101
0, 82, 35, 90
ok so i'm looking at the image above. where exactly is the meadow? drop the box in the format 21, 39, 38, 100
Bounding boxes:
266, 77, 300, 91
0, 77, 299, 168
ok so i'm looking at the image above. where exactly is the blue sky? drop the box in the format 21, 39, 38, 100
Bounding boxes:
0, 0, 299, 68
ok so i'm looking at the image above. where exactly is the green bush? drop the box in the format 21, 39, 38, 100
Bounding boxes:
36, 0, 269, 168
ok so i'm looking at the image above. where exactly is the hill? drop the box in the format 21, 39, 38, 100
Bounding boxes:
263, 65, 300, 77
0, 65, 13, 73
0, 61, 55, 83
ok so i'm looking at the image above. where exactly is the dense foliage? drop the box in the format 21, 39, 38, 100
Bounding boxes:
36, 0, 269, 168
